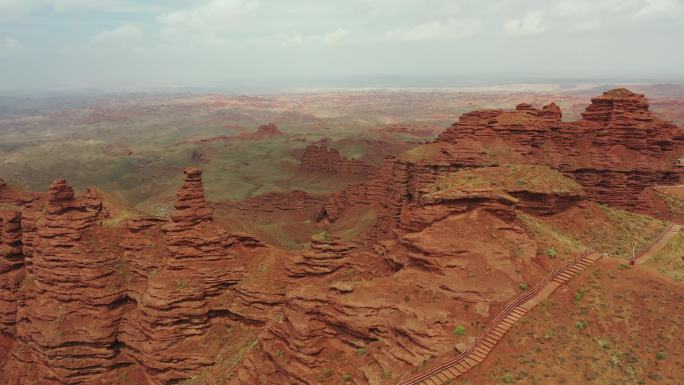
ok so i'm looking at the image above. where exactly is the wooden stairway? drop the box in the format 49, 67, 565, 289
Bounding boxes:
397, 249, 602, 385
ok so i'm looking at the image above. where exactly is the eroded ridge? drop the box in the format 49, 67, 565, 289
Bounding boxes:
397, 249, 602, 385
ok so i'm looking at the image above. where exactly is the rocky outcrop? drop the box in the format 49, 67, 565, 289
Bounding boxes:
439, 89, 683, 206
238, 123, 284, 140
286, 233, 354, 278
224, 190, 327, 213
121, 168, 244, 384
0, 210, 24, 335
0, 170, 285, 385
5, 179, 125, 385
234, 210, 538, 385
300, 143, 377, 178
320, 89, 683, 239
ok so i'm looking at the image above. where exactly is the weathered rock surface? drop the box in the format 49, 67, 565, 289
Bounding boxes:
249, 123, 283, 139
224, 190, 326, 213
320, 89, 684, 238
0, 210, 24, 335
438, 89, 684, 209
234, 210, 539, 385
0, 170, 285, 385
5, 179, 124, 385
300, 143, 377, 178
286, 233, 354, 278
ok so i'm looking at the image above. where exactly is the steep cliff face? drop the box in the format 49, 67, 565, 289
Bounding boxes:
286, 233, 354, 278
234, 209, 539, 385
319, 89, 683, 238
0, 210, 23, 336
300, 143, 377, 178
440, 89, 683, 206
4, 179, 125, 385
120, 168, 247, 384
0, 169, 288, 385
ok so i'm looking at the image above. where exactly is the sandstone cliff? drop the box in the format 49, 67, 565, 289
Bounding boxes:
320, 89, 684, 239
300, 143, 377, 178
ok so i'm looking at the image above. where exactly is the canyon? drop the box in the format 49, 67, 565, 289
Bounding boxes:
0, 89, 682, 385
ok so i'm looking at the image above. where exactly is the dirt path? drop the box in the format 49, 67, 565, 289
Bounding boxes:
637, 224, 682, 264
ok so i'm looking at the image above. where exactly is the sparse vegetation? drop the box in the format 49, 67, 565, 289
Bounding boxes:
453, 325, 466, 337
575, 320, 588, 331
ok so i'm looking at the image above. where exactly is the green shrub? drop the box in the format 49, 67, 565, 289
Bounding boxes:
453, 325, 466, 336
573, 290, 584, 305
518, 282, 529, 291
656, 351, 667, 360
546, 247, 558, 258
575, 320, 588, 331
342, 372, 353, 382
503, 373, 514, 383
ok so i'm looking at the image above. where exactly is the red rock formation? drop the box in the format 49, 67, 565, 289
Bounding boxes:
118, 168, 241, 383
300, 143, 377, 178
224, 190, 326, 213
286, 233, 354, 277
5, 179, 124, 385
317, 89, 683, 240
235, 210, 539, 385
0, 210, 24, 335
238, 123, 284, 140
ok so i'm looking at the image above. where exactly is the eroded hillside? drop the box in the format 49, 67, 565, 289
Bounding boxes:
0, 89, 682, 385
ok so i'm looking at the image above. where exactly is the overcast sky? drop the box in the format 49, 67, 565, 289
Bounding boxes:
1, 0, 683, 91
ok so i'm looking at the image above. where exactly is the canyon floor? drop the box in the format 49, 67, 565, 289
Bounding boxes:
0, 84, 683, 385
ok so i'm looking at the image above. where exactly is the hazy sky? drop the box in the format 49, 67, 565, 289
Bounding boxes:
1, 0, 683, 91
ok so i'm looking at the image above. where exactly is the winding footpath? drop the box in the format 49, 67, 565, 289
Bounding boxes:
397, 223, 681, 385
636, 224, 682, 264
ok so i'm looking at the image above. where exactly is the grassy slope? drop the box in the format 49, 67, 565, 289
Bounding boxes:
458, 259, 683, 385
645, 229, 684, 282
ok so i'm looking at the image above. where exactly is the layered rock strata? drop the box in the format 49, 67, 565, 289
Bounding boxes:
318, 89, 684, 238
300, 143, 377, 178
5, 179, 124, 385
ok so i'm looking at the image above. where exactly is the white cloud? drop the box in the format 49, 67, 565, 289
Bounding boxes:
0, 0, 44, 19
0, 0, 156, 17
278, 28, 351, 47
503, 11, 548, 36
0, 37, 26, 55
385, 19, 481, 42
158, 0, 260, 43
633, 0, 682, 18
54, 0, 127, 12
575, 17, 603, 31
92, 23, 142, 43
553, 0, 641, 16
321, 28, 350, 45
